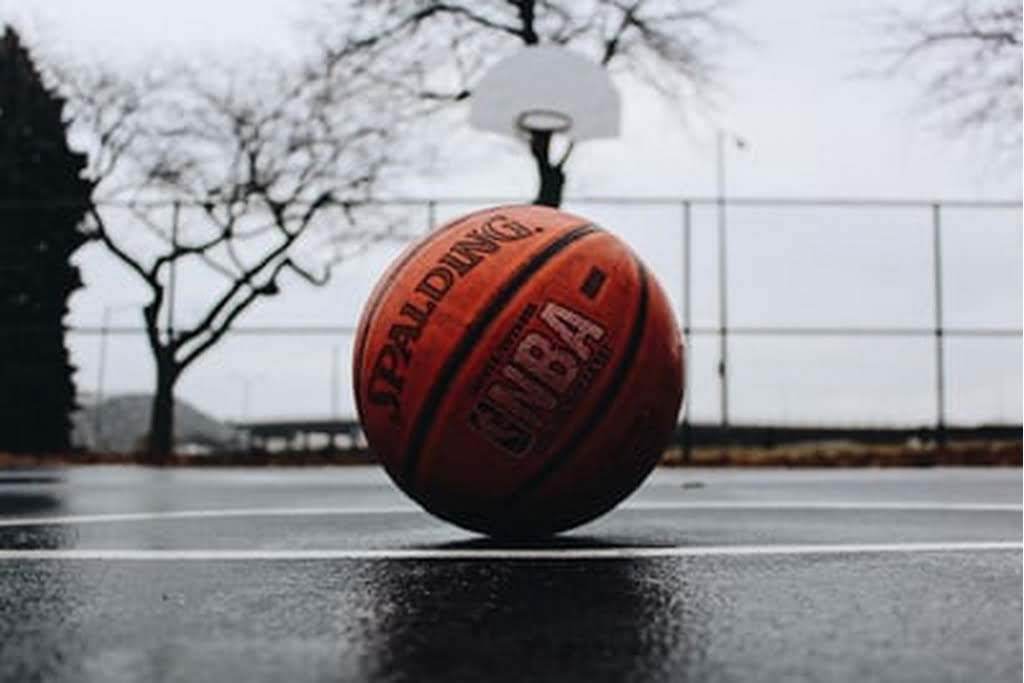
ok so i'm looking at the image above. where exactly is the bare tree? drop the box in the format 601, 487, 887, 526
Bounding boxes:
320, 0, 740, 206
57, 53, 418, 460
876, 1, 1022, 152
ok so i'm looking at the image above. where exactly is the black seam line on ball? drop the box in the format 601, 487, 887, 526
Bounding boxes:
502, 255, 650, 506
354, 205, 512, 400
400, 223, 600, 490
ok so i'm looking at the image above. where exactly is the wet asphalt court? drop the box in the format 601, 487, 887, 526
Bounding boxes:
0, 466, 1019, 682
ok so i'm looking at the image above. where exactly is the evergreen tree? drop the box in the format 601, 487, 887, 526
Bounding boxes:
0, 27, 92, 452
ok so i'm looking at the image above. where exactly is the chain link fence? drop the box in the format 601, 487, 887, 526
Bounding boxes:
5, 196, 1022, 454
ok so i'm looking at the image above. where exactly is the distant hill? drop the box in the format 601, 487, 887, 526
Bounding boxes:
72, 394, 240, 453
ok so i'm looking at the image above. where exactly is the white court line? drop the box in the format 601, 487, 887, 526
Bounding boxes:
0, 541, 1019, 562
0, 500, 1019, 528
627, 501, 1023, 512
0, 506, 419, 527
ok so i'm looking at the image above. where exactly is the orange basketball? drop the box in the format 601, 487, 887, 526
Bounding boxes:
353, 205, 684, 537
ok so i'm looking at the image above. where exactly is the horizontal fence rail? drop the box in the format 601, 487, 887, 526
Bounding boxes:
1, 196, 1020, 208
2, 324, 1017, 338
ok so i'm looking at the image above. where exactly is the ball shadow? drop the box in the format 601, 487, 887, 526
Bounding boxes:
423, 532, 662, 551
348, 543, 713, 681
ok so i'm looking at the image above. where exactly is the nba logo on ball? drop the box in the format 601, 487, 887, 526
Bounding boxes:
354, 205, 684, 537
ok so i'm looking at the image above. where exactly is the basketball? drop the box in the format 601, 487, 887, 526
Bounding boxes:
353, 205, 684, 537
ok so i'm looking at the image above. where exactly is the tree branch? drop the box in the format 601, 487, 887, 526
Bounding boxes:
87, 207, 158, 289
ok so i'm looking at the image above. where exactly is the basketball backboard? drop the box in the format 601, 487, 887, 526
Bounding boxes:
469, 45, 620, 141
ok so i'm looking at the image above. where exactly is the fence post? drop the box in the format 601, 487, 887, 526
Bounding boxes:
681, 200, 692, 463
931, 203, 947, 445
427, 199, 437, 233
717, 192, 730, 434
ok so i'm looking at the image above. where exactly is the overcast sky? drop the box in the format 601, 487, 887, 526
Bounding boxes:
3, 0, 1021, 429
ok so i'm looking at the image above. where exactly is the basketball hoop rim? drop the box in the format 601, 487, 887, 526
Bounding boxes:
516, 109, 573, 135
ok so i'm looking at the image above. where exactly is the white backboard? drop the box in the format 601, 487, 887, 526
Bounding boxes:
469, 45, 621, 141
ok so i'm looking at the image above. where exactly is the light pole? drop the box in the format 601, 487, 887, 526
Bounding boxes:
716, 130, 747, 429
